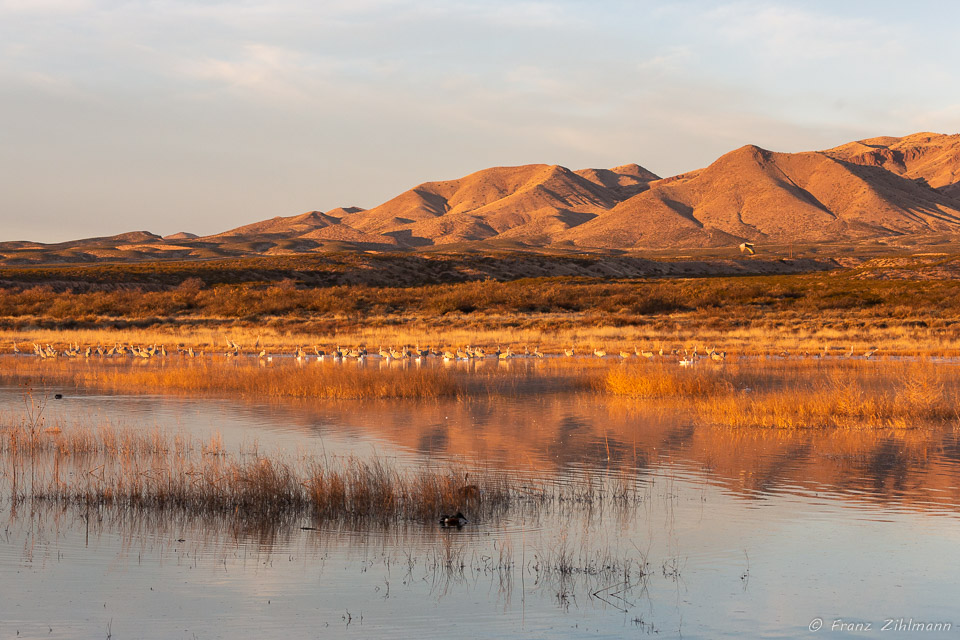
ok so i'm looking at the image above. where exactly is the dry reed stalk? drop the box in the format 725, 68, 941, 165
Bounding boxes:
1, 417, 561, 523
605, 359, 960, 429
0, 358, 467, 399
0, 354, 599, 399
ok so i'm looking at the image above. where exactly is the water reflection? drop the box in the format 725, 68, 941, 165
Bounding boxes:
4, 465, 960, 639
3, 383, 960, 514
3, 368, 960, 638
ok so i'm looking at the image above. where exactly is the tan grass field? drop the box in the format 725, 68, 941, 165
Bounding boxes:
3, 318, 958, 360
605, 359, 960, 429
2, 352, 958, 429
2, 259, 960, 358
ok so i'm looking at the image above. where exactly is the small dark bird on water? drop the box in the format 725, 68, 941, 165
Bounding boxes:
54, 393, 63, 400
439, 511, 467, 527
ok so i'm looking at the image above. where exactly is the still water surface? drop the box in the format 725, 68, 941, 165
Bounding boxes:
2, 367, 960, 639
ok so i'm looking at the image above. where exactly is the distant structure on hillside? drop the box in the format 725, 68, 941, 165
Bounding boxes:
739, 242, 756, 255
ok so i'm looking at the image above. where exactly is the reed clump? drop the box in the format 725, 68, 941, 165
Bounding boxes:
0, 355, 596, 399
16, 361, 466, 400
1, 415, 537, 523
603, 364, 736, 398
697, 364, 959, 429
605, 360, 960, 429
78, 361, 464, 399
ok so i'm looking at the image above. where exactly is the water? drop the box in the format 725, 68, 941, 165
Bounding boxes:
2, 361, 960, 638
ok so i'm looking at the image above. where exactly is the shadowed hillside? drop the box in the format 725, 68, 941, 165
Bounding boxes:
825, 132, 960, 198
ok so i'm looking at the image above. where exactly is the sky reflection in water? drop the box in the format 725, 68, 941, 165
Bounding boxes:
2, 378, 960, 639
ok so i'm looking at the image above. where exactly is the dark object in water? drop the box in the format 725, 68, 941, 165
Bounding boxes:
54, 394, 63, 400
439, 511, 467, 527
456, 474, 481, 501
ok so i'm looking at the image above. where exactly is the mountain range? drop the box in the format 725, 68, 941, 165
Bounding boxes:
4, 132, 960, 264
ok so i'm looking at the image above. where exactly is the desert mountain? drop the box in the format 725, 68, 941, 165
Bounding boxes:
4, 132, 960, 264
336, 163, 656, 246
211, 210, 341, 238
574, 163, 661, 197
824, 132, 960, 198
564, 143, 960, 248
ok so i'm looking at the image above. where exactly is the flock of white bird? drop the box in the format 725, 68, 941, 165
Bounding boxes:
10, 339, 731, 365
10, 340, 880, 365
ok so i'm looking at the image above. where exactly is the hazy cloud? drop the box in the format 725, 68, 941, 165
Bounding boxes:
2, 0, 960, 241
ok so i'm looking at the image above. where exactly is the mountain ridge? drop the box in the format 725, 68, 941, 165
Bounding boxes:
5, 132, 960, 264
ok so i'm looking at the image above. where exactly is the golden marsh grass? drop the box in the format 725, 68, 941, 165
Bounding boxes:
0, 354, 602, 399
80, 362, 463, 399
2, 352, 958, 429
4, 320, 960, 359
605, 360, 960, 429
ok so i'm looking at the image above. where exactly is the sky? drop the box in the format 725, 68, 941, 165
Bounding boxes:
2, 0, 959, 242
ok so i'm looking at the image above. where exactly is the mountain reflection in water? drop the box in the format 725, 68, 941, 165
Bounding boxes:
2, 383, 960, 639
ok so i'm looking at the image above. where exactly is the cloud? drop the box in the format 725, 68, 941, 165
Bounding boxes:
454, 0, 578, 29
636, 46, 695, 75
0, 0, 93, 14
3, 0, 960, 241
178, 43, 313, 102
704, 1, 902, 62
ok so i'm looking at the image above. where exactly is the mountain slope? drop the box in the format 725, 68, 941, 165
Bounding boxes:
563, 143, 960, 248
6, 133, 960, 265
337, 163, 659, 245
209, 210, 340, 238
824, 132, 960, 198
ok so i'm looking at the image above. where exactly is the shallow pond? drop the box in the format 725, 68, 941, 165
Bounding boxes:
2, 356, 960, 638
